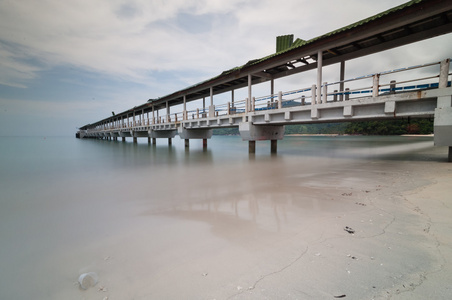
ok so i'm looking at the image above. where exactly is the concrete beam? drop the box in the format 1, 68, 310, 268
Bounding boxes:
178, 127, 213, 140
239, 122, 284, 141
149, 129, 177, 139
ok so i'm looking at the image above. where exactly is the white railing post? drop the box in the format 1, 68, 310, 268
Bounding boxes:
311, 84, 316, 104
372, 74, 380, 97
390, 80, 396, 94
439, 58, 450, 88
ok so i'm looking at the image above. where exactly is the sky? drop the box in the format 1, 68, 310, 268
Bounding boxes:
0, 0, 451, 136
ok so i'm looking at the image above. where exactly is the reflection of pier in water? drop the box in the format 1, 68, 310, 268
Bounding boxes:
77, 0, 452, 161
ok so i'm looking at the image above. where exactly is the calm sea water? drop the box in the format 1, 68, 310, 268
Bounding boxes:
0, 135, 445, 299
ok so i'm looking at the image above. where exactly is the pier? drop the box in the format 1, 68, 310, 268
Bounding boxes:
77, 0, 452, 161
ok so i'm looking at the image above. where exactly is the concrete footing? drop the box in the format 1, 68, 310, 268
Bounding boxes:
434, 107, 452, 162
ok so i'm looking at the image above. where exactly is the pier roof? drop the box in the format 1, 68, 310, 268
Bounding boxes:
80, 0, 452, 129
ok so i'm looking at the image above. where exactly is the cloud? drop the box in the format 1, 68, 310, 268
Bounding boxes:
2, 0, 442, 90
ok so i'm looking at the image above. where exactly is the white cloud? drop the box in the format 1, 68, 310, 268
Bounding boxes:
2, 0, 415, 88
1, 0, 451, 136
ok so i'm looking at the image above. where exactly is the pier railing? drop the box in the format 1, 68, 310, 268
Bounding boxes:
84, 59, 450, 133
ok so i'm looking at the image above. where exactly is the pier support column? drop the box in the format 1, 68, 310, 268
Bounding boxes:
148, 137, 151, 144
152, 138, 156, 144
435, 106, 452, 162
185, 139, 189, 148
249, 141, 256, 154
133, 137, 137, 143
271, 140, 277, 154
239, 122, 284, 154
449, 147, 452, 162
122, 137, 126, 142
203, 138, 207, 149
168, 138, 172, 145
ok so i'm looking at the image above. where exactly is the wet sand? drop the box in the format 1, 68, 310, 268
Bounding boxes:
45, 152, 451, 299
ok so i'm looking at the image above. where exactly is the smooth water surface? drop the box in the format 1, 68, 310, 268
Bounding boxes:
0, 135, 446, 299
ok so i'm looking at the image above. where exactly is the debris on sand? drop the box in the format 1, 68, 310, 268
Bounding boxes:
344, 226, 355, 234
78, 272, 98, 290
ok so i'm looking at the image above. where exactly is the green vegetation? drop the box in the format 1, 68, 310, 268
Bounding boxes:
212, 128, 240, 135
285, 123, 349, 134
213, 118, 434, 135
344, 119, 433, 135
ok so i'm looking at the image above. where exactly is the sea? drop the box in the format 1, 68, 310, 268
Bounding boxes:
0, 135, 447, 299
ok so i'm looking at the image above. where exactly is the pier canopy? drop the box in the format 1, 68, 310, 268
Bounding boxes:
79, 0, 452, 130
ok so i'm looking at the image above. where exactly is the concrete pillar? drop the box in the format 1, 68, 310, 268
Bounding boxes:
249, 141, 256, 154
390, 80, 396, 94
148, 137, 151, 144
210, 87, 214, 106
166, 101, 170, 122
271, 140, 278, 154
203, 138, 207, 149
372, 74, 380, 97
317, 50, 323, 105
122, 137, 126, 142
185, 139, 189, 148
231, 90, 235, 106
152, 105, 155, 124
183, 95, 187, 120
312, 84, 316, 104
152, 138, 156, 144
168, 138, 172, 145
340, 61, 345, 101
203, 97, 206, 116
271, 79, 274, 102
248, 74, 252, 105
439, 59, 450, 88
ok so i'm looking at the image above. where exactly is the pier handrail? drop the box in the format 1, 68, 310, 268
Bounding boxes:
85, 58, 450, 132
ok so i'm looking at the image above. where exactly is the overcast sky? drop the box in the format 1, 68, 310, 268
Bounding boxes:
0, 0, 451, 136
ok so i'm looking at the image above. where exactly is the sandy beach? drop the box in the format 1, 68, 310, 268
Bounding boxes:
49, 149, 451, 299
